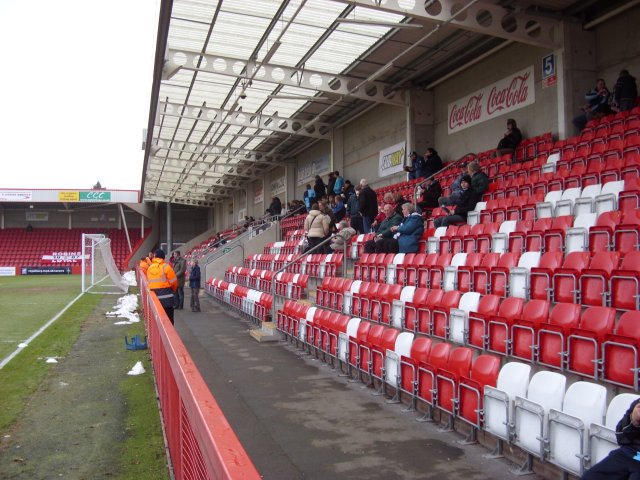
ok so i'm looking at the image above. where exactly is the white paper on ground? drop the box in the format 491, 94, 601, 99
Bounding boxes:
122, 271, 137, 287
45, 357, 58, 363
106, 294, 140, 324
18, 342, 28, 348
127, 361, 145, 376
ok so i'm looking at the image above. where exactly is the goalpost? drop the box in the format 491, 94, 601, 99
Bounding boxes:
81, 233, 128, 294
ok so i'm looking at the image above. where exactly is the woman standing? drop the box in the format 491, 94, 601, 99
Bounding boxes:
304, 203, 330, 252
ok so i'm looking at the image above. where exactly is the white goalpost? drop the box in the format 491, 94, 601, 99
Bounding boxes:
81, 233, 128, 294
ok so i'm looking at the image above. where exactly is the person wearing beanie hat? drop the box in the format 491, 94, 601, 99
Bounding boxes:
434, 175, 481, 227
146, 248, 178, 324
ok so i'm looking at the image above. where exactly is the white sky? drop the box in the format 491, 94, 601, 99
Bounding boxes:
0, 0, 159, 191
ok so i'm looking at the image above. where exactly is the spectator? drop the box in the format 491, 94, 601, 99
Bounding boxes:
169, 252, 176, 265
304, 203, 330, 253
327, 171, 336, 197
358, 178, 378, 234
417, 177, 443, 213
434, 175, 480, 227
347, 186, 362, 233
147, 249, 178, 324
303, 184, 316, 211
405, 151, 426, 180
333, 171, 344, 195
468, 160, 490, 195
330, 220, 356, 253
389, 203, 425, 254
573, 79, 611, 133
266, 196, 282, 216
613, 69, 638, 113
189, 260, 201, 312
371, 201, 388, 232
581, 397, 640, 479
438, 162, 468, 207
496, 118, 523, 156
314, 175, 326, 198
393, 192, 406, 217
333, 194, 346, 222
363, 203, 403, 254
423, 148, 443, 178
173, 250, 187, 310
26, 223, 33, 232
342, 179, 355, 198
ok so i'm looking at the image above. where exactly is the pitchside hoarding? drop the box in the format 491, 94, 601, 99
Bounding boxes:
447, 66, 535, 134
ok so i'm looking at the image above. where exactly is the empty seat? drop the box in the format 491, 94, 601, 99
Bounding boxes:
610, 251, 640, 311
435, 347, 473, 417
552, 252, 591, 304
602, 311, 640, 390
537, 302, 582, 370
457, 354, 500, 428
508, 251, 541, 299
449, 292, 481, 344
566, 306, 616, 379
384, 332, 415, 395
511, 299, 551, 362
595, 180, 625, 214
529, 251, 564, 301
417, 342, 451, 410
399, 337, 432, 410
579, 251, 621, 306
486, 296, 525, 356
565, 213, 597, 253
466, 294, 501, 350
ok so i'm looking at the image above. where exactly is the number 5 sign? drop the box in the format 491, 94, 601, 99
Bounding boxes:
542, 53, 557, 88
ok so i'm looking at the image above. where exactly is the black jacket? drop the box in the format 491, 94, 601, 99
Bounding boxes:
358, 186, 378, 219
452, 188, 481, 220
424, 153, 443, 178
419, 181, 443, 208
616, 399, 640, 449
314, 178, 326, 198
614, 73, 638, 102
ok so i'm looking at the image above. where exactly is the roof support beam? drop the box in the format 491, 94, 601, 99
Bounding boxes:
166, 49, 407, 106
158, 101, 331, 139
151, 139, 286, 163
331, 0, 561, 49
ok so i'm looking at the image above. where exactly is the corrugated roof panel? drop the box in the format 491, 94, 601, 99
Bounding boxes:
171, 0, 219, 24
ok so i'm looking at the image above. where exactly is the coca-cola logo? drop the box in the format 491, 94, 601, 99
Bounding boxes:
449, 94, 483, 130
487, 73, 530, 115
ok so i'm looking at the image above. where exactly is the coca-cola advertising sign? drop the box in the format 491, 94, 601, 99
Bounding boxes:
447, 66, 535, 134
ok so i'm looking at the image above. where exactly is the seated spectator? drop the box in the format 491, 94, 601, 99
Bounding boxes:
613, 69, 638, 113
434, 175, 480, 227
423, 148, 443, 178
393, 192, 406, 217
266, 196, 282, 216
371, 195, 392, 231
581, 397, 640, 479
496, 118, 523, 156
333, 194, 346, 222
417, 177, 443, 213
405, 151, 425, 180
573, 79, 611, 133
389, 203, 425, 254
438, 162, 467, 207
304, 203, 330, 253
363, 203, 403, 254
468, 160, 490, 195
330, 221, 356, 253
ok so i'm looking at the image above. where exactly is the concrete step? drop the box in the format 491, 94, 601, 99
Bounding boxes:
250, 322, 280, 343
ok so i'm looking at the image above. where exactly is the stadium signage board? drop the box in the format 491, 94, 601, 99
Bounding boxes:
0, 190, 32, 201
379, 141, 406, 178
271, 177, 286, 196
0, 267, 16, 276
80, 191, 111, 202
21, 266, 72, 275
42, 252, 84, 263
58, 191, 80, 201
254, 183, 264, 205
447, 65, 535, 134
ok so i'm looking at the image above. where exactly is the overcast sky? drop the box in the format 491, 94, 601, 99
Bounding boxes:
0, 0, 158, 191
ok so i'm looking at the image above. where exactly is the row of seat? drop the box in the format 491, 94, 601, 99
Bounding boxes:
224, 267, 308, 299
275, 300, 640, 477
263, 239, 304, 255
243, 253, 344, 277
206, 279, 273, 323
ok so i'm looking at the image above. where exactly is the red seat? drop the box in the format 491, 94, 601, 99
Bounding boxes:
529, 251, 564, 301
471, 253, 501, 295
449, 225, 471, 254
525, 218, 553, 252
357, 324, 386, 379
371, 284, 402, 324
353, 282, 377, 320
370, 327, 399, 381
403, 288, 430, 332
508, 220, 534, 253
589, 210, 623, 252
486, 296, 525, 355
436, 347, 473, 415
566, 307, 616, 379
543, 215, 574, 253
579, 251, 621, 306
456, 252, 483, 293
430, 290, 462, 338
458, 355, 501, 427
422, 253, 453, 290
467, 294, 501, 350
602, 311, 640, 390
489, 253, 521, 297
510, 299, 550, 362
400, 337, 433, 408
610, 251, 640, 311
536, 303, 583, 370
396, 253, 416, 286
476, 223, 500, 253
417, 342, 451, 407
614, 209, 640, 253
405, 253, 431, 286
348, 321, 372, 371
552, 251, 591, 303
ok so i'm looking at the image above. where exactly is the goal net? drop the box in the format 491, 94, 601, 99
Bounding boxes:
81, 233, 128, 294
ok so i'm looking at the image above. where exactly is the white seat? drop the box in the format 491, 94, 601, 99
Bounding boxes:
442, 253, 467, 292
555, 187, 582, 217
338, 317, 362, 362
351, 234, 366, 259
509, 251, 541, 299
300, 306, 318, 342
492, 220, 517, 254
548, 381, 607, 476
574, 184, 602, 216
542, 152, 561, 174
427, 226, 448, 254
565, 213, 598, 253
595, 180, 625, 215
514, 371, 566, 458
467, 201, 487, 226
537, 190, 563, 218
484, 362, 532, 441
386, 253, 405, 284
391, 286, 416, 329
385, 332, 414, 389
318, 254, 333, 277
342, 280, 362, 315
449, 291, 481, 344
589, 393, 640, 466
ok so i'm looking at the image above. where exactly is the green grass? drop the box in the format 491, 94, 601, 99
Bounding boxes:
0, 275, 81, 359
0, 290, 100, 432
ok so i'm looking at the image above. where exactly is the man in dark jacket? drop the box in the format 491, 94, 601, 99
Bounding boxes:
405, 151, 425, 180
581, 398, 640, 479
434, 175, 481, 227
358, 179, 378, 234
363, 204, 402, 253
423, 148, 443, 179
467, 160, 490, 195
417, 178, 443, 213
314, 175, 326, 198
496, 118, 523, 155
327, 172, 336, 197
189, 260, 201, 312
347, 186, 362, 233
613, 69, 638, 113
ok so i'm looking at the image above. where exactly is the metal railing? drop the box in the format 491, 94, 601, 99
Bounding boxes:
138, 272, 261, 480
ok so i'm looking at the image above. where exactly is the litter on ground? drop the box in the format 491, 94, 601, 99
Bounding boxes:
45, 357, 58, 364
122, 270, 137, 287
127, 361, 145, 376
106, 294, 139, 324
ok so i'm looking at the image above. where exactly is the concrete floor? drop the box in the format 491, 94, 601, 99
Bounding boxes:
175, 293, 544, 480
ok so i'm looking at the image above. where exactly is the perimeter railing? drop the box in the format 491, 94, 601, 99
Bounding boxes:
138, 273, 261, 480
